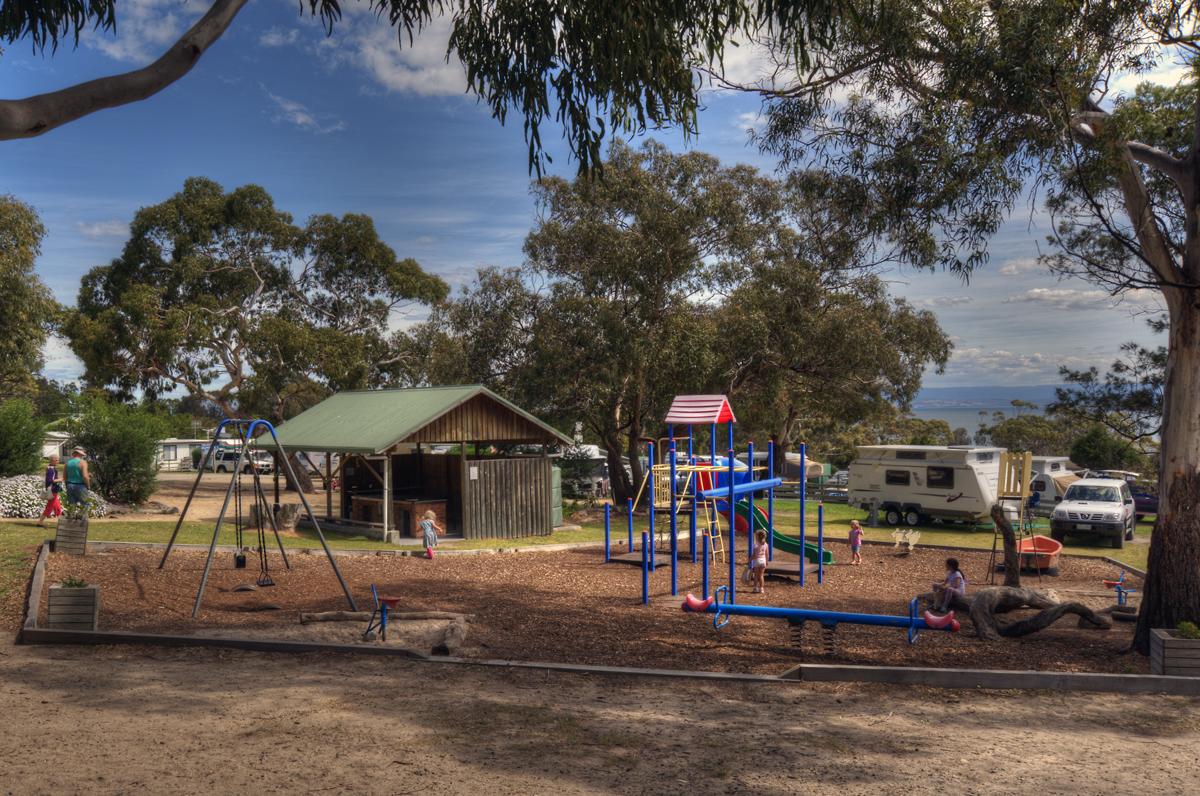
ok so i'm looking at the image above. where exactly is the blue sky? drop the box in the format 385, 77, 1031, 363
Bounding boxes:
0, 0, 1165, 388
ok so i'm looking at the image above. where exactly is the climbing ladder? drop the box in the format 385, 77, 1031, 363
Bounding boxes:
701, 498, 726, 564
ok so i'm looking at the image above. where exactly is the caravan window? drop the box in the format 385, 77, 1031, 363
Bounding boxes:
927, 466, 955, 489
974, 452, 994, 463
1050, 462, 1062, 471
1032, 479, 1047, 493
885, 470, 911, 486
896, 451, 926, 460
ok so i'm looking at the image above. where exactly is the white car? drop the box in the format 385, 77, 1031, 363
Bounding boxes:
210, 449, 274, 474
1050, 478, 1136, 549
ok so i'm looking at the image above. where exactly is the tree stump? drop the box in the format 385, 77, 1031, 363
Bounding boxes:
431, 617, 469, 656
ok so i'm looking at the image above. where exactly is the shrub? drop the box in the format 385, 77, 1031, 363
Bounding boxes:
1178, 621, 1200, 640
68, 397, 170, 505
0, 475, 108, 518
0, 398, 42, 477
59, 576, 88, 588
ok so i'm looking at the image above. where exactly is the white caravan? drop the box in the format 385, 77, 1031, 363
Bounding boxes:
1028, 455, 1080, 508
848, 445, 1005, 525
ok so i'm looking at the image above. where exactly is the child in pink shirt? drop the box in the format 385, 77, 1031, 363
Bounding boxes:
751, 529, 768, 593
849, 520, 864, 565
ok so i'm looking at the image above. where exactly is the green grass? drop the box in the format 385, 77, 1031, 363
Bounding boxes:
577, 498, 1151, 570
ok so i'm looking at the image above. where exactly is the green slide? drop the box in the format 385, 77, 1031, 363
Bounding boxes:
732, 500, 835, 565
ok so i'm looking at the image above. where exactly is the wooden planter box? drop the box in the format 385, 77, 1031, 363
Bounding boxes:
54, 516, 89, 556
1151, 629, 1200, 676
46, 584, 99, 631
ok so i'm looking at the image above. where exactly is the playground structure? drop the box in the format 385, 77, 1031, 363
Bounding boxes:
159, 418, 357, 617
603, 395, 831, 605
682, 588, 960, 646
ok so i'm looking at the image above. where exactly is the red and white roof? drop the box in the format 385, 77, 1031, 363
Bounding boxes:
664, 395, 737, 425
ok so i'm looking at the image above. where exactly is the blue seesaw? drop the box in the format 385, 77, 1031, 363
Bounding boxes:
682, 588, 960, 644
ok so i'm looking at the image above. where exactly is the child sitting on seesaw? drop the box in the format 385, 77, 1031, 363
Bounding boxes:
932, 557, 967, 611
421, 510, 442, 560
751, 529, 768, 594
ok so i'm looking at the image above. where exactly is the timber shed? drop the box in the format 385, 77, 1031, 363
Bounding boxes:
271, 386, 573, 542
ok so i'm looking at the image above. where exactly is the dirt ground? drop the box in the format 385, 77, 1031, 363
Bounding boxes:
118, 471, 340, 523
40, 541, 1144, 673
1, 638, 1197, 795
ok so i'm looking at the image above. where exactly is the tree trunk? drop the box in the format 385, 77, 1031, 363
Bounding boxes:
626, 423, 646, 509
1135, 304, 1200, 652
989, 503, 1021, 588
283, 452, 314, 494
921, 587, 1113, 641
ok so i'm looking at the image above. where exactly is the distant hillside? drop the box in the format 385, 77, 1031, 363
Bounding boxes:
912, 384, 1060, 411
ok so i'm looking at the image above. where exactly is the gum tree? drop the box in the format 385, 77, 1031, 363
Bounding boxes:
732, 0, 1198, 651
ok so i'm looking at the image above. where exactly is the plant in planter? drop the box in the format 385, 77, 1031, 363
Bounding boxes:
54, 494, 101, 555
46, 576, 100, 631
1151, 621, 1200, 676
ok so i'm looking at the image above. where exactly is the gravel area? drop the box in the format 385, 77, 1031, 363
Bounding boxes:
40, 539, 1145, 674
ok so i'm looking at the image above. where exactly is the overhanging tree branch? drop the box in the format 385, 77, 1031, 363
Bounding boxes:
0, 0, 248, 140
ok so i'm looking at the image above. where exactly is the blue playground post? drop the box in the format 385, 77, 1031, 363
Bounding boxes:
641, 532, 649, 605
648, 441, 656, 571
728, 447, 736, 604
747, 441, 756, 558
702, 529, 710, 599
627, 498, 634, 551
669, 440, 678, 597
767, 440, 775, 561
818, 502, 825, 584
799, 441, 807, 587
710, 423, 717, 465
604, 503, 611, 562
688, 425, 697, 563
727, 422, 734, 454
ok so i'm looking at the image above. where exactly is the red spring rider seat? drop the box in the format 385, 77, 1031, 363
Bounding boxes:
364, 584, 403, 641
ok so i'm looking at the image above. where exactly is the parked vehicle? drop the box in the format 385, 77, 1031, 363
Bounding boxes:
1133, 490, 1159, 520
829, 470, 849, 486
847, 445, 1005, 525
1049, 478, 1136, 549
1027, 455, 1081, 508
211, 448, 274, 474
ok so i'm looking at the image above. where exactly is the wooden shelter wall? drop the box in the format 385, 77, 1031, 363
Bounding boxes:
462, 457, 552, 539
399, 394, 556, 444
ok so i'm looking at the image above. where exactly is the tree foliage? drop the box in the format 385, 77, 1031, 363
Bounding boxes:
1069, 425, 1148, 473
0, 398, 43, 477
67, 396, 171, 505
1052, 340, 1165, 442
0, 0, 848, 172
63, 177, 447, 423
0, 196, 57, 398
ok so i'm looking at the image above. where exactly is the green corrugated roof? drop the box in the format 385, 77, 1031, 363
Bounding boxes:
267, 385, 572, 453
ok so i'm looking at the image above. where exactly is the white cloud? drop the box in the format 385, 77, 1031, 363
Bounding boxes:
84, 0, 206, 64
998, 257, 1043, 276
732, 111, 765, 135
262, 86, 347, 135
1003, 288, 1113, 311
259, 27, 301, 48
946, 347, 1102, 383
1110, 62, 1192, 97
41, 337, 84, 382
317, 15, 468, 97
75, 220, 128, 239
916, 295, 972, 308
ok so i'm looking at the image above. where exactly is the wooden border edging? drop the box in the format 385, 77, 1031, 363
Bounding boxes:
19, 626, 429, 660
429, 656, 785, 683
21, 541, 50, 631
783, 663, 1200, 695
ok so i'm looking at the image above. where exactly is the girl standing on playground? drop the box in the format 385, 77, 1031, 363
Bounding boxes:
933, 557, 967, 611
848, 520, 864, 565
751, 529, 768, 593
421, 510, 442, 559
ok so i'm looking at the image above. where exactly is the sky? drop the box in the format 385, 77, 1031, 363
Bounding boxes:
0, 0, 1170, 390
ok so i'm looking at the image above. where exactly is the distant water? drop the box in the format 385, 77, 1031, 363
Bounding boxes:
910, 384, 1060, 435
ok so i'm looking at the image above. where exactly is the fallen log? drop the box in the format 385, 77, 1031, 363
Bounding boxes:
300, 610, 474, 624
919, 586, 1113, 640
300, 611, 372, 623
431, 617, 469, 656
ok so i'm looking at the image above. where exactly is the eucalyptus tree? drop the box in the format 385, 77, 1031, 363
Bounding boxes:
729, 0, 1200, 652
0, 196, 57, 398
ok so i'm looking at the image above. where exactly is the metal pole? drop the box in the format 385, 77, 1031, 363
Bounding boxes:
669, 440, 678, 597
799, 441, 807, 588
728, 447, 736, 604
253, 467, 290, 570
688, 425, 696, 563
767, 440, 775, 561
648, 441, 656, 572
702, 527, 710, 599
191, 421, 253, 617
604, 503, 611, 562
160, 420, 232, 568
747, 441, 756, 559
642, 532, 649, 605
255, 420, 357, 612
627, 497, 634, 551
818, 502, 825, 585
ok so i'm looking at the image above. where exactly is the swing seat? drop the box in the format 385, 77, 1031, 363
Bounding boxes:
364, 584, 403, 641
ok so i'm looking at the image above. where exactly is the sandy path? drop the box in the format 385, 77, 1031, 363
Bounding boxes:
115, 471, 339, 522
1, 639, 1197, 795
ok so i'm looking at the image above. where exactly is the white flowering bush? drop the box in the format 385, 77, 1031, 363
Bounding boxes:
0, 475, 109, 519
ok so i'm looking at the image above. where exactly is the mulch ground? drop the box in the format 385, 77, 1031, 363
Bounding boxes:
39, 540, 1146, 675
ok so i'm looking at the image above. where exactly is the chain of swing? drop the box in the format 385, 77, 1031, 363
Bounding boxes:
232, 460, 284, 587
